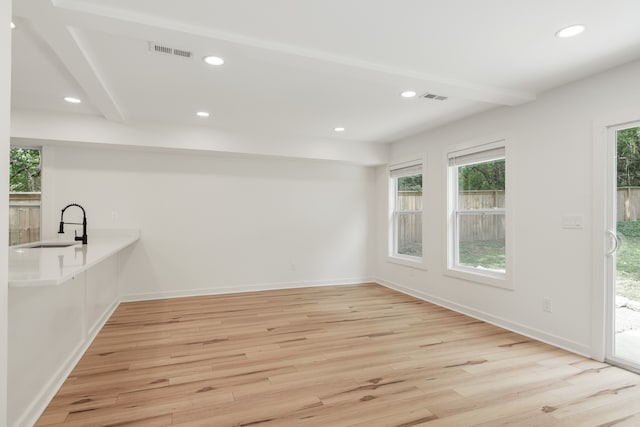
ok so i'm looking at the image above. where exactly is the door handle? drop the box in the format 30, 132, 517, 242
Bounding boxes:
606, 230, 619, 256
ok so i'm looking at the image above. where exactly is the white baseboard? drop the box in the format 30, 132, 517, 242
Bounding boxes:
15, 298, 120, 427
375, 278, 592, 358
120, 277, 374, 302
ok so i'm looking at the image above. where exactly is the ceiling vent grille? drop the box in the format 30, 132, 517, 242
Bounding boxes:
422, 92, 448, 101
148, 42, 193, 59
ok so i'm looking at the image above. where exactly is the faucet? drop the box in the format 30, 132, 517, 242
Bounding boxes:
58, 203, 88, 244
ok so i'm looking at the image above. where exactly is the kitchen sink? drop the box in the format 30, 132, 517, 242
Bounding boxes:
21, 242, 81, 249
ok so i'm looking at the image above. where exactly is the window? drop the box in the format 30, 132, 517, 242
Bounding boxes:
448, 143, 507, 283
389, 161, 423, 263
9, 147, 42, 245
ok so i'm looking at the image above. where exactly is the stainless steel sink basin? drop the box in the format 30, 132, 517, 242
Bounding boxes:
22, 242, 80, 249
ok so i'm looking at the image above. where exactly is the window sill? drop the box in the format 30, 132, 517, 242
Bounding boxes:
387, 255, 428, 271
445, 267, 512, 290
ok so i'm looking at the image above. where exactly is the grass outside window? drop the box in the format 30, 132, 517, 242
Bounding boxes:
616, 221, 640, 301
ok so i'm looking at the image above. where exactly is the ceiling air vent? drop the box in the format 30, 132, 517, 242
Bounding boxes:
148, 42, 193, 59
422, 92, 448, 101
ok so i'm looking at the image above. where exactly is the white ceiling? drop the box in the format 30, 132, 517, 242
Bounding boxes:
11, 0, 640, 144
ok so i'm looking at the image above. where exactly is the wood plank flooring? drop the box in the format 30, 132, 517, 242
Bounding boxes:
36, 284, 640, 426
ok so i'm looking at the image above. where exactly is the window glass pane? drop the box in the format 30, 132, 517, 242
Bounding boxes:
397, 174, 422, 210
458, 213, 505, 272
458, 159, 505, 209
397, 174, 422, 194
395, 173, 422, 258
10, 148, 41, 192
397, 211, 422, 257
9, 148, 41, 245
9, 202, 41, 245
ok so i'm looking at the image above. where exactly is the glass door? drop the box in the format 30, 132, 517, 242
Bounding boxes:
607, 123, 640, 372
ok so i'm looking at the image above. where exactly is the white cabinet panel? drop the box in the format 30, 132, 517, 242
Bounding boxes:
8, 274, 85, 427
85, 256, 119, 337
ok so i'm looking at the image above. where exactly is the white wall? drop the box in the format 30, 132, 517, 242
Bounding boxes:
376, 59, 640, 357
41, 145, 375, 299
1, 1, 12, 425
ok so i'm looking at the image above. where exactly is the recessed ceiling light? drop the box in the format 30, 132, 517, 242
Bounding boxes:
63, 97, 82, 104
10, 22, 16, 30
555, 24, 585, 38
400, 91, 417, 98
334, 127, 345, 132
203, 56, 224, 66
196, 111, 210, 117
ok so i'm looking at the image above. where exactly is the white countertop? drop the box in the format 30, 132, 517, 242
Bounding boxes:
9, 230, 140, 287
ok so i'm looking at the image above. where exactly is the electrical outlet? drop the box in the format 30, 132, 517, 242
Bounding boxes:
543, 298, 552, 313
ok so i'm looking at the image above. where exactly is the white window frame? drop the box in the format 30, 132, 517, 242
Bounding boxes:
446, 141, 512, 289
388, 159, 426, 269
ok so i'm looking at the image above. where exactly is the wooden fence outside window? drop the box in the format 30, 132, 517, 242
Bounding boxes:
9, 192, 41, 246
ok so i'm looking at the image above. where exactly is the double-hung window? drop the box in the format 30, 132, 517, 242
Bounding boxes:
448, 143, 508, 285
389, 161, 423, 263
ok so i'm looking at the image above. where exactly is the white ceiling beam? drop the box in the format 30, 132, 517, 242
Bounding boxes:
11, 109, 389, 166
15, 0, 125, 121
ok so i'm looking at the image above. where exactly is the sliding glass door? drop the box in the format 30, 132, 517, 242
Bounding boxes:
606, 123, 640, 372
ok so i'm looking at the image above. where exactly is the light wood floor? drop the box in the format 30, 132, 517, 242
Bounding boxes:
36, 284, 640, 426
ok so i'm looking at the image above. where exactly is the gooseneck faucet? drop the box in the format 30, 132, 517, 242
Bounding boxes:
58, 203, 88, 244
